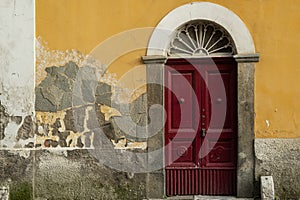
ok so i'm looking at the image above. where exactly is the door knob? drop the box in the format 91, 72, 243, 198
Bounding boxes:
201, 128, 206, 137
178, 97, 185, 104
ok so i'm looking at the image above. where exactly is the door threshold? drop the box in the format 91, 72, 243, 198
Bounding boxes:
146, 195, 194, 200
146, 196, 253, 200
194, 196, 253, 200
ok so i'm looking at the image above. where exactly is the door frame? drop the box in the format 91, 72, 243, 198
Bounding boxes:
142, 2, 259, 198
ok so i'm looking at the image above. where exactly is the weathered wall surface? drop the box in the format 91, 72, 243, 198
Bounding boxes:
1, 0, 300, 199
255, 138, 300, 199
1, 149, 148, 200
0, 1, 35, 199
34, 59, 147, 149
0, 1, 149, 199
1, 56, 149, 199
35, 1, 300, 197
36, 0, 300, 139
34, 150, 147, 200
0, 0, 34, 148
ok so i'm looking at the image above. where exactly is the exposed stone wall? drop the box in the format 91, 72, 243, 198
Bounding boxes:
34, 61, 147, 150
255, 138, 300, 199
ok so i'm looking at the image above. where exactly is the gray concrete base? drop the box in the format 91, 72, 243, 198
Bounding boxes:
255, 138, 300, 199
1, 150, 148, 200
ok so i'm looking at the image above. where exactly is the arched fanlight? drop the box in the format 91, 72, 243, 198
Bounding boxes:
168, 21, 236, 56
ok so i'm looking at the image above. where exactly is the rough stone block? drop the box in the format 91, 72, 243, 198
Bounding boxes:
0, 186, 9, 200
95, 82, 111, 96
64, 61, 79, 80
54, 74, 72, 92
35, 87, 57, 112
59, 92, 72, 110
81, 79, 96, 103
96, 93, 112, 106
261, 176, 274, 200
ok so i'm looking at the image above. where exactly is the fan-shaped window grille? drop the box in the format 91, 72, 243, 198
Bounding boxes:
168, 21, 236, 56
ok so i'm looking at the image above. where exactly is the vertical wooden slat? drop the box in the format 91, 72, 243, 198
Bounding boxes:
215, 170, 218, 194
178, 169, 180, 195
166, 169, 237, 196
196, 169, 198, 194
185, 169, 188, 194
166, 170, 169, 195
183, 170, 186, 194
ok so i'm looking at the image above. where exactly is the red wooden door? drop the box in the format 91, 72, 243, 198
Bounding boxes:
165, 58, 237, 196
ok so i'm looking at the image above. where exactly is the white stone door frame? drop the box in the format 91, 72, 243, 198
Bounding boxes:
143, 2, 259, 198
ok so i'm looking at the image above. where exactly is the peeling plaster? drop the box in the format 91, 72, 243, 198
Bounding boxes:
35, 106, 95, 148
111, 138, 147, 150
17, 115, 35, 140
100, 105, 121, 121
0, 0, 34, 149
0, 102, 34, 148
34, 52, 148, 150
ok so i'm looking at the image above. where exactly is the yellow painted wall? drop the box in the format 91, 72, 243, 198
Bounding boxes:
36, 0, 300, 138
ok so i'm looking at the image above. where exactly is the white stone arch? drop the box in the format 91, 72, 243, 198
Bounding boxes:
147, 2, 255, 56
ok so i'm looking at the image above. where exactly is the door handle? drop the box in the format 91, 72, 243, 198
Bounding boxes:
201, 128, 206, 137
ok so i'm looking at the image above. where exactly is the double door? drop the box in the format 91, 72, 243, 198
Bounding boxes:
165, 58, 237, 196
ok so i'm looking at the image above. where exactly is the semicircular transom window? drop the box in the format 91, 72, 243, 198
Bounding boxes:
168, 21, 236, 56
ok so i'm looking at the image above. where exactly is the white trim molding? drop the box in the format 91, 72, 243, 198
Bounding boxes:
147, 2, 256, 56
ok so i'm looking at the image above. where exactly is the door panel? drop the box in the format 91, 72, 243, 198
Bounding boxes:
205, 138, 236, 167
203, 62, 237, 168
165, 65, 200, 167
165, 58, 237, 196
170, 140, 196, 165
170, 72, 194, 129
